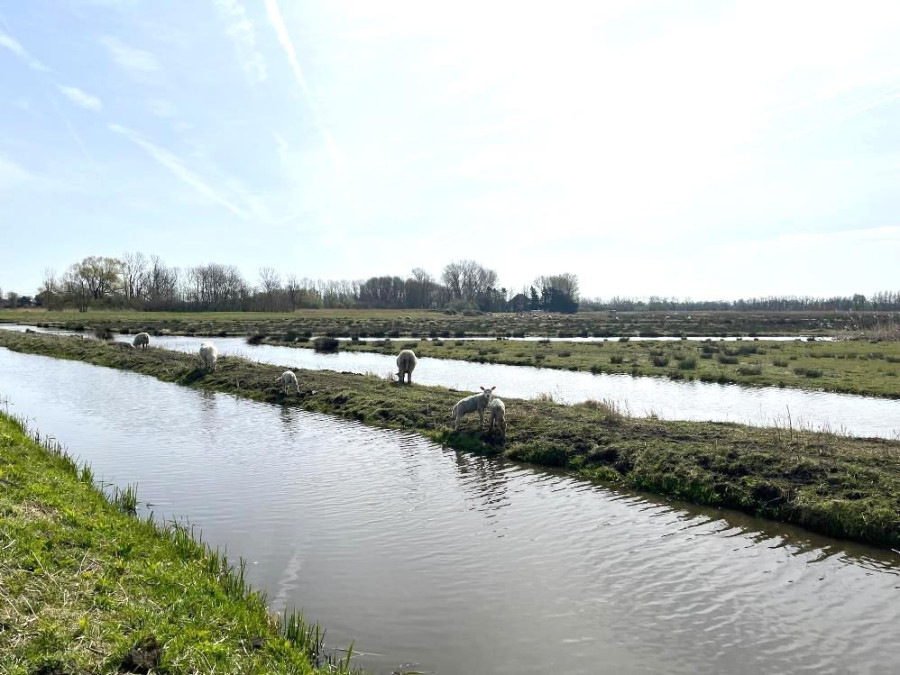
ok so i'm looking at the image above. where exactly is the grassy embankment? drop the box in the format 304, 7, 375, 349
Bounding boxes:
2, 330, 899, 549
0, 411, 354, 674
265, 336, 900, 399
0, 307, 860, 339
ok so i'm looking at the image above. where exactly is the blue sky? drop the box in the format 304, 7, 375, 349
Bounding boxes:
1, 0, 899, 300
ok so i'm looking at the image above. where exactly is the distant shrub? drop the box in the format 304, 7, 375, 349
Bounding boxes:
717, 354, 739, 365
677, 356, 697, 370
247, 333, 266, 345
313, 337, 340, 353
650, 354, 670, 367
737, 363, 763, 376
93, 327, 114, 341
558, 350, 572, 358
610, 354, 624, 364
772, 358, 788, 367
701, 343, 719, 354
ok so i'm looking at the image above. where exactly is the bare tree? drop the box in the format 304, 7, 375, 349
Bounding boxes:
535, 273, 579, 301
442, 260, 498, 303
259, 267, 281, 311
285, 274, 300, 311
121, 252, 148, 303
38, 268, 60, 309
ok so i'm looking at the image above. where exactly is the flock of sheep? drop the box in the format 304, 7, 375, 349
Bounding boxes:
131, 336, 507, 437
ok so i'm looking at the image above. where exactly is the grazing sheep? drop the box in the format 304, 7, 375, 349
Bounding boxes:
199, 342, 218, 371
452, 386, 495, 431
114, 341, 135, 350
396, 349, 418, 384
133, 332, 150, 349
279, 370, 300, 395
488, 398, 506, 436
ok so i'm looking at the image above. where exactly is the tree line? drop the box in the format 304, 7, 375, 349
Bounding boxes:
579, 292, 900, 312
16, 254, 581, 313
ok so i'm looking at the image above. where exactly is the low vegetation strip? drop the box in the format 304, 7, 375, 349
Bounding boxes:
2, 330, 900, 550
0, 307, 863, 340
272, 336, 900, 399
0, 411, 353, 674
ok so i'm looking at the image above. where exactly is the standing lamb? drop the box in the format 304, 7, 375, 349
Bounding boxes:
452, 386, 495, 431
488, 398, 506, 437
279, 370, 300, 395
396, 349, 418, 384
132, 332, 150, 349
199, 342, 218, 371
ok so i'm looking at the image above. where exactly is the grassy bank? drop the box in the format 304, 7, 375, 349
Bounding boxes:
2, 331, 899, 549
0, 307, 862, 339
0, 411, 354, 674
267, 336, 900, 399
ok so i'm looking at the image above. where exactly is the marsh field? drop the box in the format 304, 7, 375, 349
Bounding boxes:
2, 311, 900, 673
0, 306, 888, 339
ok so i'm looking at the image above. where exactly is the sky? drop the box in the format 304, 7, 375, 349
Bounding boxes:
1, 0, 899, 300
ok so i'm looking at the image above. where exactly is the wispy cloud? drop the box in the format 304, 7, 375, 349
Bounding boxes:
0, 154, 34, 191
57, 84, 103, 111
99, 35, 160, 73
264, 0, 342, 171
0, 27, 49, 71
108, 123, 250, 218
787, 85, 900, 140
213, 0, 267, 84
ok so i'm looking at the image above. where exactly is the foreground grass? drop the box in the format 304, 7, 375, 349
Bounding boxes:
0, 411, 353, 674
2, 331, 899, 549
270, 336, 900, 399
0, 307, 862, 339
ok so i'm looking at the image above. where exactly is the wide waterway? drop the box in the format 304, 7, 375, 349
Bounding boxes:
1, 347, 899, 674
2, 324, 896, 439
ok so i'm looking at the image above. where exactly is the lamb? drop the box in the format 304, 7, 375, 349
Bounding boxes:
452, 386, 495, 431
279, 370, 300, 395
396, 349, 418, 384
132, 332, 150, 349
488, 398, 506, 436
199, 342, 218, 371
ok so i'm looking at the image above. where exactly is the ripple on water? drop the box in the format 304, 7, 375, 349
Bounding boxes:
1, 347, 899, 674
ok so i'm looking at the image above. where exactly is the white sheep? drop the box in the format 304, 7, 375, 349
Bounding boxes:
396, 349, 418, 384
279, 370, 300, 394
488, 398, 506, 436
452, 386, 495, 431
199, 342, 218, 371
133, 332, 150, 349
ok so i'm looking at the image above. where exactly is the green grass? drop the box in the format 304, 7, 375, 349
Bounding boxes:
0, 410, 356, 674
2, 330, 899, 549
266, 337, 900, 399
0, 307, 867, 340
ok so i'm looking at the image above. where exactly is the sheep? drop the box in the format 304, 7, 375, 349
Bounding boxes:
132, 332, 150, 349
199, 342, 218, 371
396, 349, 418, 384
279, 370, 300, 395
452, 386, 495, 431
488, 398, 506, 436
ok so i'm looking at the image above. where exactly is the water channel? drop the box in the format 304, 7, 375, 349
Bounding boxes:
1, 347, 899, 674
2, 324, 896, 439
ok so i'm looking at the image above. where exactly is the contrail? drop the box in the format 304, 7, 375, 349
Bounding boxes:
264, 0, 343, 171
109, 124, 251, 219
786, 84, 900, 140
